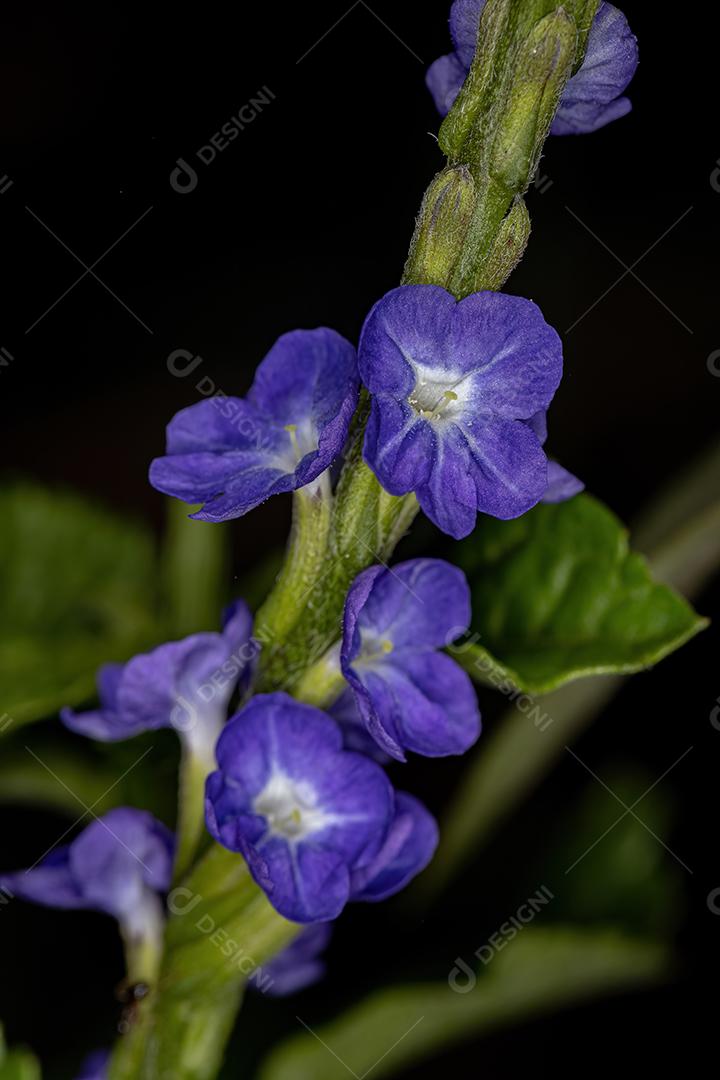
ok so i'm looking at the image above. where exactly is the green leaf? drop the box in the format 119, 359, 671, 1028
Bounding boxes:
258, 928, 669, 1080
454, 494, 707, 694
0, 483, 160, 733
0, 1024, 41, 1080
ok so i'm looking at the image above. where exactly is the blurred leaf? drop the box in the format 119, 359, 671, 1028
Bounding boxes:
454, 495, 706, 694
0, 1024, 41, 1079
163, 499, 229, 635
546, 770, 683, 936
0, 483, 160, 734
258, 928, 669, 1080
631, 435, 720, 552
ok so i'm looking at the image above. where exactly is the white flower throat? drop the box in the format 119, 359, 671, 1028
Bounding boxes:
407, 363, 471, 423
253, 771, 330, 842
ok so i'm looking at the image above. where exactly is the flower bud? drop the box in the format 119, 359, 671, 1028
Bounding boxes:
439, 0, 514, 164
472, 195, 531, 292
403, 166, 477, 287
490, 8, 577, 194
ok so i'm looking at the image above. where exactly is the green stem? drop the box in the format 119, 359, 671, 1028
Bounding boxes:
121, 894, 165, 987
294, 644, 345, 707
173, 734, 217, 884
109, 846, 299, 1080
254, 477, 333, 654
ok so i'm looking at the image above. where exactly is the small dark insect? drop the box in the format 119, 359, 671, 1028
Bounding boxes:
115, 981, 150, 1034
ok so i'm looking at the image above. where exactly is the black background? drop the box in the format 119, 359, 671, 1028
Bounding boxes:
0, 2, 717, 1076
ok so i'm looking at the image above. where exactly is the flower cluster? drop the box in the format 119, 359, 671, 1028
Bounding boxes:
1, 7, 632, 1071
150, 285, 578, 540
205, 692, 439, 922
427, 0, 639, 136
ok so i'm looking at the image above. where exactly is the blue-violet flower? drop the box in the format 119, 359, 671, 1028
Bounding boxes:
149, 329, 358, 520
263, 923, 334, 996
61, 601, 253, 765
358, 285, 563, 539
0, 808, 173, 948
205, 693, 395, 922
341, 558, 480, 760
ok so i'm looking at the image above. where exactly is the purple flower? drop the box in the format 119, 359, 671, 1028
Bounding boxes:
75, 1050, 110, 1080
263, 923, 333, 996
262, 792, 437, 992
61, 602, 253, 756
528, 411, 584, 504
205, 693, 395, 923
358, 285, 563, 539
0, 809, 173, 937
341, 558, 481, 761
149, 329, 359, 521
427, 0, 638, 136
350, 791, 438, 901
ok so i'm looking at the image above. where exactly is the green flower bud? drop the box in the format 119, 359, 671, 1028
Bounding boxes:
472, 196, 531, 292
489, 8, 577, 194
439, 0, 514, 165
403, 166, 477, 288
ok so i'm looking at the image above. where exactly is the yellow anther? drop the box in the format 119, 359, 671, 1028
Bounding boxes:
284, 424, 300, 455
381, 639, 394, 654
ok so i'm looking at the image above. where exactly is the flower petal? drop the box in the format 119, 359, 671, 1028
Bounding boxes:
425, 51, 466, 116
344, 560, 471, 654
417, 418, 548, 537
543, 460, 585, 503
263, 923, 333, 996
449, 0, 485, 68
363, 401, 435, 496
446, 291, 563, 420
551, 2, 638, 136
354, 650, 481, 758
350, 791, 439, 901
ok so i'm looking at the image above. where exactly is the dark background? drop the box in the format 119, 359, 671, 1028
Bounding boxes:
0, 2, 717, 1076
